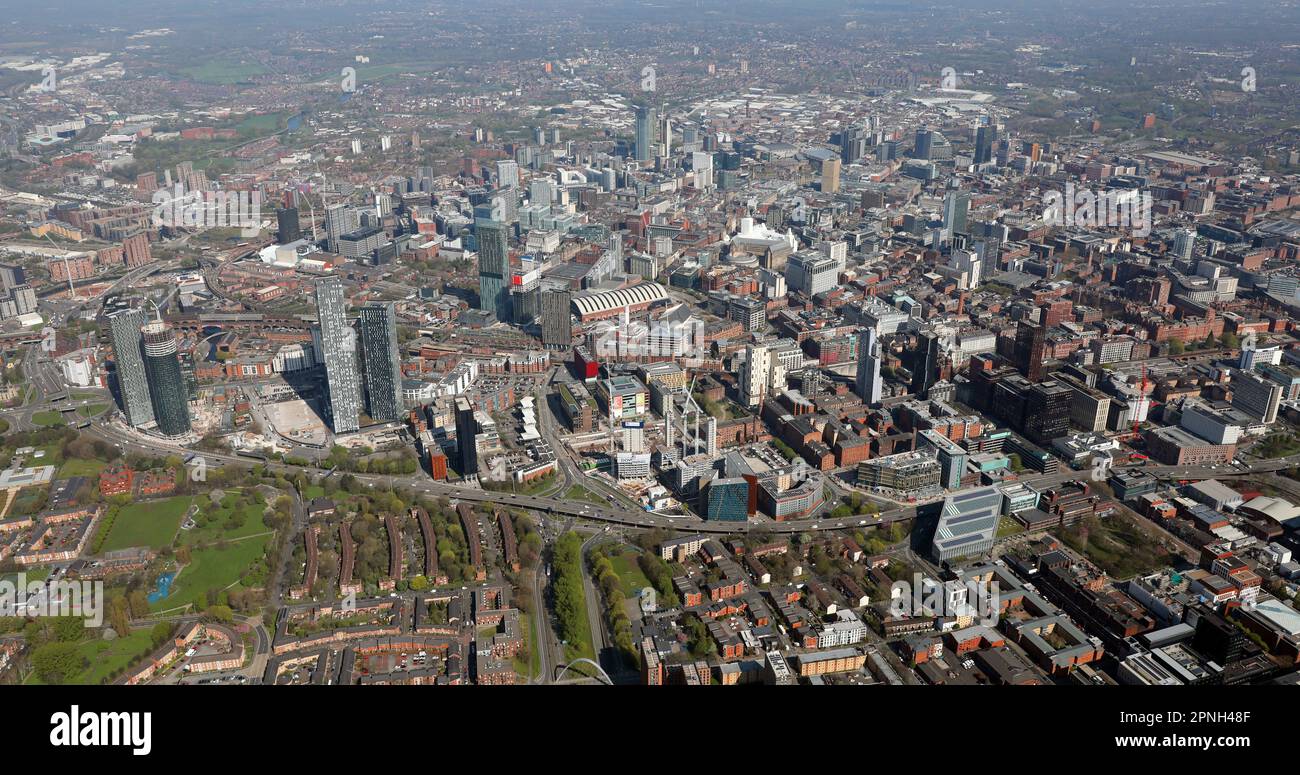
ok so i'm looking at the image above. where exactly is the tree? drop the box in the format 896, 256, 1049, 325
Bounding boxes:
205, 605, 234, 623
1168, 339, 1185, 355
31, 642, 86, 684
150, 621, 174, 647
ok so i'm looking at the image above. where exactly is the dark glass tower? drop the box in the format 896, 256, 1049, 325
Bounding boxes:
477, 220, 511, 322
911, 331, 940, 398
107, 308, 154, 427
140, 320, 191, 436
358, 302, 402, 422
276, 208, 301, 244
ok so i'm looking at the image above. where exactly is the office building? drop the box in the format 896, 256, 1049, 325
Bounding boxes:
914, 127, 935, 160
1173, 229, 1197, 262
358, 302, 402, 422
949, 247, 982, 289
1231, 368, 1282, 424
911, 331, 941, 398
974, 123, 997, 166
930, 486, 1003, 562
140, 321, 191, 436
943, 190, 970, 236
1023, 380, 1074, 446
1015, 320, 1048, 382
107, 308, 154, 427
856, 452, 941, 492
324, 203, 359, 254
855, 328, 882, 404
634, 104, 657, 162
276, 208, 301, 244
821, 157, 841, 194
920, 429, 968, 490
477, 220, 511, 322
704, 477, 750, 522
786, 251, 838, 297
314, 277, 362, 434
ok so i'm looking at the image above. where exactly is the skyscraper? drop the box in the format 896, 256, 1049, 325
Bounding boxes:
634, 104, 657, 162
1015, 320, 1048, 382
107, 308, 154, 428
974, 123, 997, 166
949, 247, 982, 289
911, 331, 940, 398
943, 190, 970, 236
1174, 228, 1197, 262
358, 302, 402, 423
477, 220, 511, 322
821, 157, 841, 194
140, 320, 191, 436
324, 204, 359, 253
541, 282, 573, 348
840, 124, 868, 163
1023, 380, 1073, 445
455, 395, 479, 478
314, 277, 362, 434
495, 159, 519, 189
276, 208, 301, 244
855, 328, 882, 404
914, 127, 934, 161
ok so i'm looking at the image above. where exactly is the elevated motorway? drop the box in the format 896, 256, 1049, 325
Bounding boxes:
78, 415, 1300, 536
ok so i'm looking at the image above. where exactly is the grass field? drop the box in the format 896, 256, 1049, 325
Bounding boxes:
997, 516, 1025, 538
514, 610, 539, 681
180, 491, 271, 545
32, 410, 65, 427
606, 549, 653, 596
563, 485, 607, 506
76, 403, 107, 419
25, 628, 156, 686
180, 59, 269, 84
100, 496, 193, 552
57, 457, 106, 478
150, 533, 271, 613
235, 112, 284, 135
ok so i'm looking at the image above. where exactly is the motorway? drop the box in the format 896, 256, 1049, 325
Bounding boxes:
77, 411, 1300, 535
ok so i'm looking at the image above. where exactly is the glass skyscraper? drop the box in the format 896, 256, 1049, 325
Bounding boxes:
358, 301, 402, 422
856, 328, 882, 404
540, 281, 572, 348
634, 104, 657, 162
107, 308, 154, 427
477, 220, 511, 322
140, 320, 191, 436
314, 277, 362, 434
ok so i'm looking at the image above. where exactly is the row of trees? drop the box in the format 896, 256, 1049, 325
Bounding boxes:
589, 547, 637, 664
551, 533, 588, 656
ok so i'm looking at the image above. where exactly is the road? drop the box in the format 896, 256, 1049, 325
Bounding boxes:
64, 409, 1300, 537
